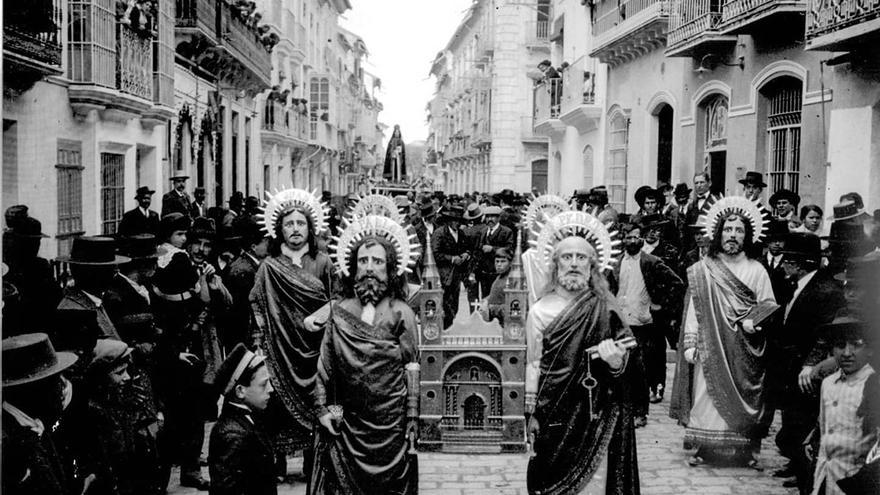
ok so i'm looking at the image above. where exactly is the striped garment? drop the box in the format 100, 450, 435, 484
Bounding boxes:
812, 364, 877, 495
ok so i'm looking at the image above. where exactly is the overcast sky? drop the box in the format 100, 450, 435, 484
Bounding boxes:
339, 0, 474, 146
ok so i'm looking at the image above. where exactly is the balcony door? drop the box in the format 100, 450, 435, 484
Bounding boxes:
532, 159, 548, 194
701, 94, 728, 195
656, 104, 673, 185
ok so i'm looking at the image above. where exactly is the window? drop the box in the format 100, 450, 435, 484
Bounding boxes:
606, 110, 629, 212
100, 152, 125, 235
765, 78, 802, 193
582, 145, 594, 188
68, 0, 115, 87
57, 141, 84, 256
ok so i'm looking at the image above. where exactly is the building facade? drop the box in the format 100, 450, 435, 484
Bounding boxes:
427, 0, 554, 194
3, 0, 384, 257
534, 0, 841, 213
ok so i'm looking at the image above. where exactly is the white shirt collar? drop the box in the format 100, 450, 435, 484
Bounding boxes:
120, 273, 150, 303
82, 290, 103, 307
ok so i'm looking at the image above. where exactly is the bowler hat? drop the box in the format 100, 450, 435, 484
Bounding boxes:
765, 220, 789, 241
5, 205, 29, 230
779, 232, 821, 260
673, 183, 692, 197
574, 188, 590, 198
442, 205, 465, 221
463, 204, 483, 221
134, 186, 155, 198
57, 236, 130, 265
420, 203, 436, 217
494, 247, 513, 260
2, 333, 78, 387
119, 234, 159, 260
12, 216, 49, 238
769, 188, 800, 207
738, 172, 767, 188
827, 200, 863, 222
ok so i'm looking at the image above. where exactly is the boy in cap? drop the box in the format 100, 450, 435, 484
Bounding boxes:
208, 343, 276, 495
810, 315, 876, 495
78, 339, 163, 495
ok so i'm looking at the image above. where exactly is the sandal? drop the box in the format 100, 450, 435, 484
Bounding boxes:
688, 455, 705, 467
745, 458, 764, 471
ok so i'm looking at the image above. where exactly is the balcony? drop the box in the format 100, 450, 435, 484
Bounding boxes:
261, 100, 309, 146
4, 0, 64, 92
526, 19, 551, 50
558, 58, 602, 132
720, 0, 805, 34
475, 31, 494, 66
805, 0, 880, 51
68, 18, 160, 121
472, 119, 491, 147
666, 0, 737, 57
532, 79, 566, 136
590, 0, 672, 65
175, 0, 273, 93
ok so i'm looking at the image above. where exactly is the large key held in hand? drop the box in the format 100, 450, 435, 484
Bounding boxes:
585, 336, 637, 360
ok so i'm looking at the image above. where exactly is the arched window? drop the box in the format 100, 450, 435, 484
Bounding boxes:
762, 77, 803, 193
606, 110, 629, 212
582, 145, 594, 189
700, 94, 728, 194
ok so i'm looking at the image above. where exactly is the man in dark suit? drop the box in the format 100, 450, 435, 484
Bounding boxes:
161, 174, 192, 217
224, 217, 268, 351
102, 234, 160, 356
613, 221, 684, 422
432, 205, 472, 329
189, 187, 207, 219
761, 220, 793, 304
768, 232, 844, 491
684, 172, 717, 228
473, 205, 514, 297
118, 186, 160, 237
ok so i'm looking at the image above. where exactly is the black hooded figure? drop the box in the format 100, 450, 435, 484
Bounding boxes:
383, 125, 406, 182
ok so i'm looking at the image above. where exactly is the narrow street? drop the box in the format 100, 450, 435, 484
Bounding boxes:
170, 363, 799, 495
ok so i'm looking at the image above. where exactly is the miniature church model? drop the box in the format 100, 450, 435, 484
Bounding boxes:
417, 234, 528, 453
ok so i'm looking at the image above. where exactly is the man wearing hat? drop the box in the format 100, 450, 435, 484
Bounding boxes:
587, 185, 619, 225
119, 186, 160, 237
103, 235, 159, 346
3, 211, 60, 337
769, 188, 800, 222
225, 216, 269, 351
208, 343, 276, 495
432, 204, 472, 329
632, 186, 660, 226
762, 219, 793, 303
767, 232, 845, 490
810, 314, 876, 495
189, 187, 207, 219
473, 205, 514, 298
56, 237, 129, 348
739, 171, 767, 203
2, 333, 78, 494
161, 174, 192, 218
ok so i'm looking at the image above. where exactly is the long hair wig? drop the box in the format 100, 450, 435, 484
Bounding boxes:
707, 212, 756, 259
269, 206, 319, 258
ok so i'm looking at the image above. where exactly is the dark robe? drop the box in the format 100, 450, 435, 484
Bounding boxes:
250, 254, 331, 452
309, 299, 418, 495
527, 290, 640, 495
383, 134, 406, 182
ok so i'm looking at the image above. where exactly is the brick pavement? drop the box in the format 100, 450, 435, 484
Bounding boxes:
170, 364, 799, 495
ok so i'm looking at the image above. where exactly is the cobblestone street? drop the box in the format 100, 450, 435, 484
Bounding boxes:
170, 363, 799, 495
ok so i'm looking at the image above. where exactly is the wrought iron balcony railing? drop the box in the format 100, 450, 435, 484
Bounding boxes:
666, 0, 736, 56
4, 0, 64, 70
533, 78, 562, 128
720, 0, 804, 34
805, 0, 880, 50
591, 0, 671, 64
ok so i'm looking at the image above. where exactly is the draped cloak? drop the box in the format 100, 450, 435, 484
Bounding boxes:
527, 290, 640, 495
310, 301, 418, 495
670, 255, 775, 451
250, 255, 330, 451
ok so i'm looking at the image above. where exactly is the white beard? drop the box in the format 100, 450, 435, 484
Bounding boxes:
559, 272, 589, 292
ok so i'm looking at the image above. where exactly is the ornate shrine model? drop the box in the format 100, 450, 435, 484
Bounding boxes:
416, 234, 529, 453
